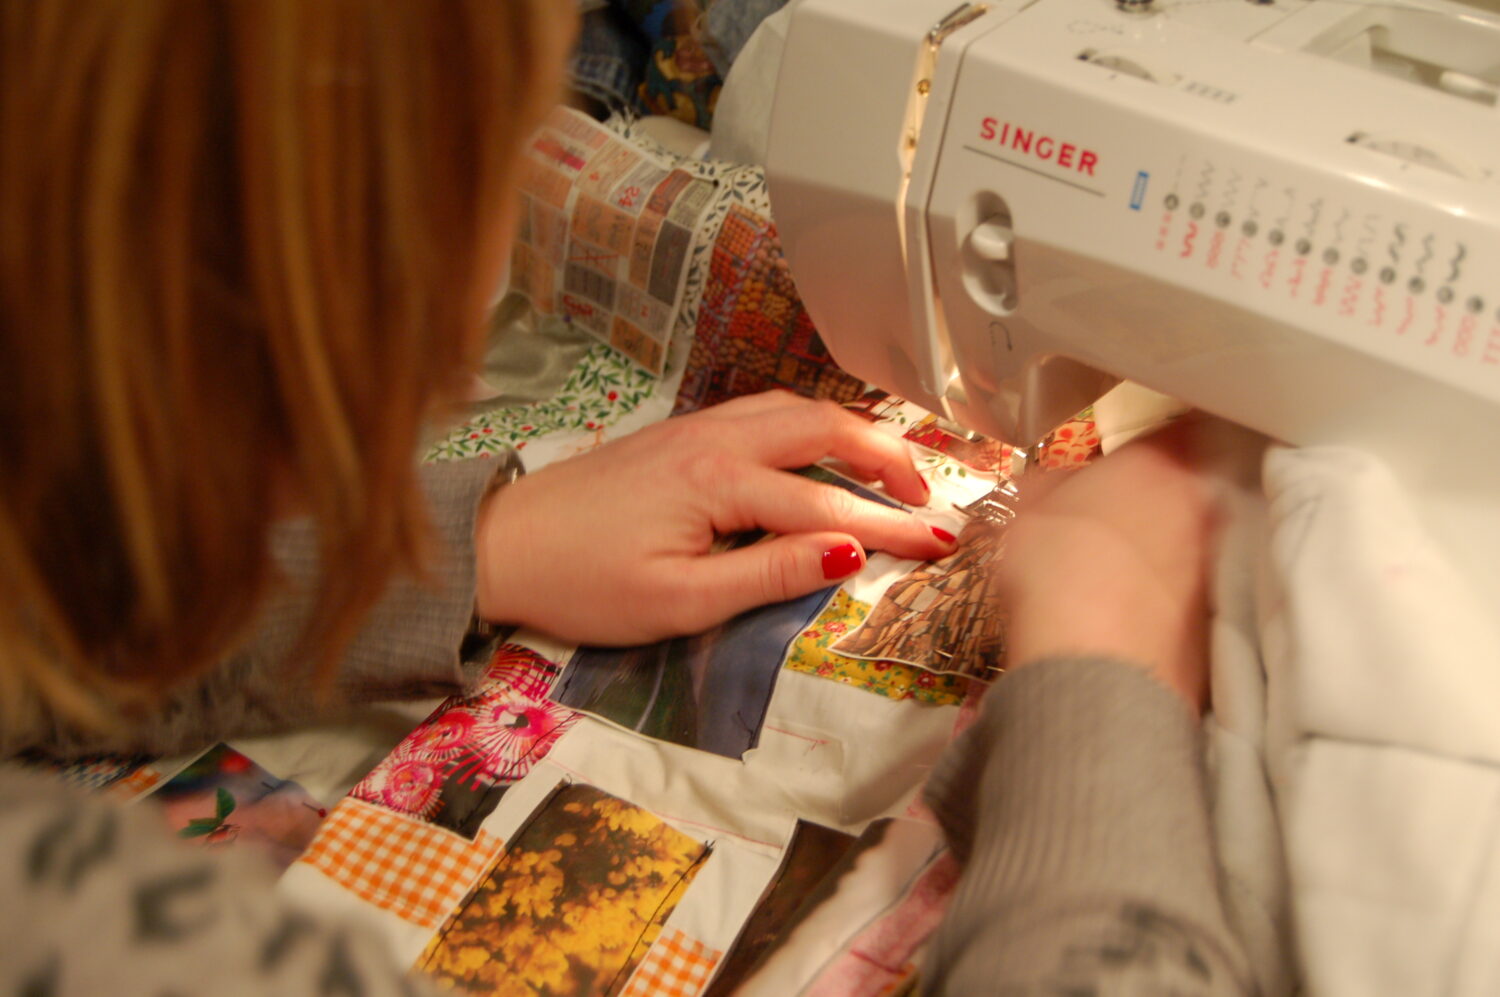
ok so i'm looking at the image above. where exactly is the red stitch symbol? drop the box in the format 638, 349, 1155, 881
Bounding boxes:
1180, 221, 1199, 259
1287, 257, 1307, 299
1313, 268, 1333, 307
1339, 277, 1361, 318
1231, 238, 1250, 279
1454, 314, 1477, 358
1424, 305, 1447, 347
1260, 250, 1279, 290
1483, 326, 1500, 365
1205, 230, 1225, 269
1396, 296, 1415, 336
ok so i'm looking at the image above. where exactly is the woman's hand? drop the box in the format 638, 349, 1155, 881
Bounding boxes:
473, 391, 955, 645
998, 418, 1218, 713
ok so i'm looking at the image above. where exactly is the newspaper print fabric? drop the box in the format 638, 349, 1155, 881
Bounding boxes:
350, 646, 578, 838
415, 782, 709, 996
509, 107, 716, 375
298, 797, 502, 930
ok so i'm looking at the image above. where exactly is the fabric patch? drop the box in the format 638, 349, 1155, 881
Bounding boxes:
427, 343, 659, 462
1038, 414, 1101, 469
350, 646, 578, 837
558, 577, 833, 759
416, 783, 709, 996
638, 34, 722, 129
785, 590, 969, 707
674, 204, 863, 415
21, 751, 154, 793
622, 928, 722, 997
833, 519, 1007, 679
111, 765, 164, 799
903, 415, 1012, 474
554, 468, 889, 758
144, 743, 326, 871
298, 798, 500, 930
509, 108, 716, 375
802, 851, 962, 997
706, 821, 858, 996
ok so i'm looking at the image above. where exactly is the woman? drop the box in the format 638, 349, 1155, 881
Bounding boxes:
1, 3, 1248, 994
0, 3, 948, 993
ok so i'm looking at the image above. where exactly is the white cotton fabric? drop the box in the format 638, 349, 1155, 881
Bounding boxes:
1261, 444, 1500, 997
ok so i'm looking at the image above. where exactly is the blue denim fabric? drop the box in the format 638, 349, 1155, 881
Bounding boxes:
570, 5, 648, 113
703, 0, 789, 76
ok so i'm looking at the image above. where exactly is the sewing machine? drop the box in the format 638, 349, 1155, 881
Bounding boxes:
766, 0, 1500, 585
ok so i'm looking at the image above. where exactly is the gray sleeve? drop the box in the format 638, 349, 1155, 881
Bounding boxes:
11, 454, 511, 758
921, 656, 1254, 996
0, 766, 436, 997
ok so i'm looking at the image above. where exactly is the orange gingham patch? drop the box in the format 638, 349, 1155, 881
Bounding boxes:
297, 798, 499, 929
621, 928, 722, 997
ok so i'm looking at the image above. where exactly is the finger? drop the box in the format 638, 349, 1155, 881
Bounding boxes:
667, 532, 868, 630
688, 389, 806, 421
717, 465, 954, 561
1012, 465, 1072, 508
720, 400, 930, 505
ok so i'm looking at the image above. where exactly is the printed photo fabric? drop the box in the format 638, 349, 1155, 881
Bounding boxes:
350, 646, 579, 839
143, 742, 327, 871
556, 576, 835, 759
297, 797, 502, 930
553, 468, 897, 759
736, 818, 952, 997
705, 820, 859, 996
799, 850, 961, 997
784, 590, 971, 707
620, 928, 723, 997
833, 519, 1008, 679
416, 782, 710, 997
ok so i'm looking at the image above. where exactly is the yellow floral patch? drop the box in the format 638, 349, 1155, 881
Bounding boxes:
785, 590, 969, 707
417, 783, 708, 996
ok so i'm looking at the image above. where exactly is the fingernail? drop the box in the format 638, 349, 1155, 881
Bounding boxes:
822, 543, 863, 580
920, 477, 930, 494
930, 526, 957, 545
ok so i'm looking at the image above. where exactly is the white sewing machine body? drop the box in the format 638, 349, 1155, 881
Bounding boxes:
767, 0, 1500, 584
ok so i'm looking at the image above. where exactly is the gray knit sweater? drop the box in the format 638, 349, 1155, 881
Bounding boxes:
922, 657, 1254, 995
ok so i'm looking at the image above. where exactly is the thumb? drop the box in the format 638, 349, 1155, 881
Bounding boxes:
671, 532, 866, 629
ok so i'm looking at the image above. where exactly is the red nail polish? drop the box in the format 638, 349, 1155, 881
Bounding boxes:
822, 543, 863, 580
920, 477, 930, 494
931, 526, 957, 544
